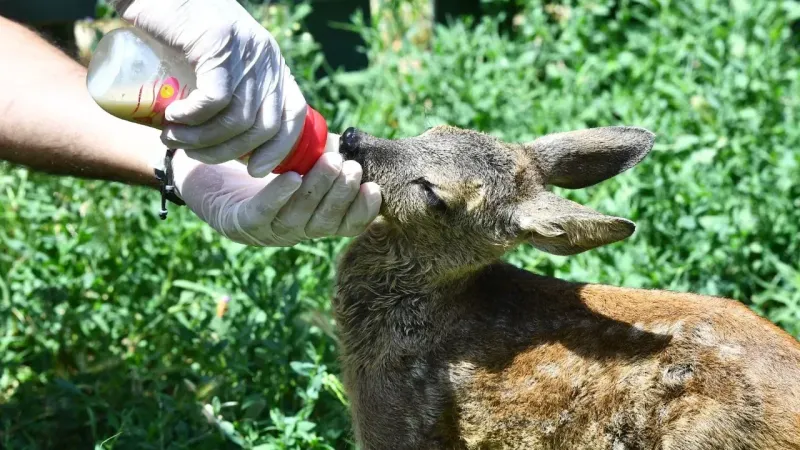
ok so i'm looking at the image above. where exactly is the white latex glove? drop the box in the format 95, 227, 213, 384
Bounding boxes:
112, 0, 305, 177
169, 148, 382, 246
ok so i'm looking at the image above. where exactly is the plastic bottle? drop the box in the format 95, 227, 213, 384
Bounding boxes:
86, 27, 336, 175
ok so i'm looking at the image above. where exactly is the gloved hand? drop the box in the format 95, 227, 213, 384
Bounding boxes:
170, 148, 382, 246
112, 0, 305, 177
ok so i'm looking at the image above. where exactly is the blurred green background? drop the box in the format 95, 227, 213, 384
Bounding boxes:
1, 0, 799, 448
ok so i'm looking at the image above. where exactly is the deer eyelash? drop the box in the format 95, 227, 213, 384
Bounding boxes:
412, 178, 447, 211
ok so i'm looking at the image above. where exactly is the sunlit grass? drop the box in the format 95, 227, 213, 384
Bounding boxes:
1, 0, 798, 448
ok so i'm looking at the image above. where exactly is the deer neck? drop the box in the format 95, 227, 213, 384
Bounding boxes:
334, 220, 490, 364
337, 219, 490, 296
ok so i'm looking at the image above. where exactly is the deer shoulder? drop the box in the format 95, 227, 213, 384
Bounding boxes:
445, 264, 800, 449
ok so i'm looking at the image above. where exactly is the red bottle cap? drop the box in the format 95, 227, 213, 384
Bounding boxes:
272, 106, 328, 175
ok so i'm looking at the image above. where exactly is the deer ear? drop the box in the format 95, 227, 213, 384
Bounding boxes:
514, 191, 635, 255
526, 126, 655, 189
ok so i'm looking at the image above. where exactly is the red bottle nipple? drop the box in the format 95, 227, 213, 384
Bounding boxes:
234, 106, 328, 175
272, 106, 328, 175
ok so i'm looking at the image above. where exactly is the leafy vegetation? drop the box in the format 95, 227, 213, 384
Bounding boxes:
1, 0, 798, 448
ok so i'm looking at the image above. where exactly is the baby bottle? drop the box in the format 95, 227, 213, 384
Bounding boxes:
86, 27, 334, 175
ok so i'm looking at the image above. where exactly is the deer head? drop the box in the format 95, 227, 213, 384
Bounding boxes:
339, 125, 655, 266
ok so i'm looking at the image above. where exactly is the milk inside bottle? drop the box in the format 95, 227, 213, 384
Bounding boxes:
87, 27, 196, 128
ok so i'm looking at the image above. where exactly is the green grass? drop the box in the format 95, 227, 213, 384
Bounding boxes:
2, 0, 799, 448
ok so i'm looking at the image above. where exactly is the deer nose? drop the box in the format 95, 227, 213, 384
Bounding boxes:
339, 127, 363, 160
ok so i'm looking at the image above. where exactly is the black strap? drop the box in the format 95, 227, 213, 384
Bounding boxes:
154, 148, 185, 220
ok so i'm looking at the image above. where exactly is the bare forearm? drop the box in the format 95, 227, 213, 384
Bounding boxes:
0, 15, 161, 188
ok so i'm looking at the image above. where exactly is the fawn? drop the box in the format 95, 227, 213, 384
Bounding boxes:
333, 124, 800, 450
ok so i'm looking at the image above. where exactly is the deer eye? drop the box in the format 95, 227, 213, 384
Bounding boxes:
412, 177, 447, 212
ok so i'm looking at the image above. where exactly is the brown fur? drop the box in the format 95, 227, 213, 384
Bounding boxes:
334, 125, 800, 449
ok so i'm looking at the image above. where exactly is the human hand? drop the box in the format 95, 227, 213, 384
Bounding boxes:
112, 0, 306, 177
170, 149, 382, 246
